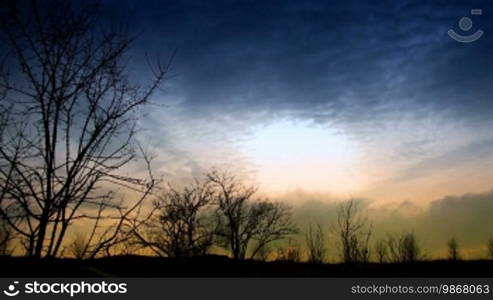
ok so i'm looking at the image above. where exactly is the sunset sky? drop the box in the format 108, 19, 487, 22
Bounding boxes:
105, 0, 493, 199
0, 0, 493, 258
100, 0, 493, 254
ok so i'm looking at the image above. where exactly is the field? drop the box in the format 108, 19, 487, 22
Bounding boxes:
2, 255, 493, 278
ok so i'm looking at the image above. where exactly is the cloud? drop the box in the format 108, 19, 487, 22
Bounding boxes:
422, 191, 493, 248
283, 189, 493, 258
395, 136, 493, 182
94, 0, 493, 199
129, 1, 492, 137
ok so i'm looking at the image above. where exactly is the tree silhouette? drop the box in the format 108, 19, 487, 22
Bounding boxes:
254, 244, 272, 261
248, 201, 298, 259
68, 232, 89, 259
0, 217, 14, 255
275, 239, 302, 263
488, 238, 493, 259
304, 222, 326, 264
374, 239, 388, 263
132, 180, 215, 258
447, 237, 460, 261
386, 232, 423, 263
208, 170, 297, 260
0, 0, 168, 258
335, 199, 372, 263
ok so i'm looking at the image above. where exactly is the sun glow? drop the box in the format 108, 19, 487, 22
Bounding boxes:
241, 120, 366, 195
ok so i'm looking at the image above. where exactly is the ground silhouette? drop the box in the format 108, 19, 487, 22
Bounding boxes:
1, 255, 493, 278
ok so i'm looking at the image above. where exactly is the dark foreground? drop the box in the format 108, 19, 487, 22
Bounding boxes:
1, 255, 493, 278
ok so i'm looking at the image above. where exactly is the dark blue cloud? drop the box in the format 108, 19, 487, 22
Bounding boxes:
103, 0, 493, 128
96, 0, 493, 181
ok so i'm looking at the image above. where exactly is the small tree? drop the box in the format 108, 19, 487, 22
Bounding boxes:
68, 233, 89, 259
374, 239, 388, 263
400, 233, 420, 262
132, 180, 215, 258
335, 199, 372, 264
305, 222, 326, 264
386, 233, 422, 263
488, 238, 493, 259
447, 238, 460, 261
249, 201, 298, 259
0, 217, 14, 255
275, 239, 302, 263
208, 170, 297, 260
254, 244, 272, 261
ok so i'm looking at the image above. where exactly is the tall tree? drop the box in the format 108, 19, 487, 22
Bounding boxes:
0, 0, 168, 258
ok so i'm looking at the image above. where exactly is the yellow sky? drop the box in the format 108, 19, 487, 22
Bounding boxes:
241, 120, 367, 195
239, 120, 493, 204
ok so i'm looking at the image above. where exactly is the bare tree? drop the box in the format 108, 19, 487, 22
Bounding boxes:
487, 238, 493, 259
0, 217, 14, 255
385, 235, 399, 263
68, 232, 88, 259
249, 201, 298, 259
386, 233, 422, 263
275, 239, 302, 263
305, 222, 326, 264
399, 233, 421, 262
374, 239, 388, 263
132, 180, 215, 258
0, 82, 15, 256
0, 0, 168, 258
254, 244, 272, 261
335, 199, 372, 264
447, 237, 460, 261
208, 170, 297, 260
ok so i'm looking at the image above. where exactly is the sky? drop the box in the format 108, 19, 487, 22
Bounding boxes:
100, 0, 493, 204
97, 0, 493, 254
1, 0, 492, 257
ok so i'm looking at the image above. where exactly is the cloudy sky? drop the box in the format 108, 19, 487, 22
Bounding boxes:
103, 0, 493, 206
2, 0, 492, 259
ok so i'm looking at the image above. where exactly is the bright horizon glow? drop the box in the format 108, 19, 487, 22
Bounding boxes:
240, 120, 367, 195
